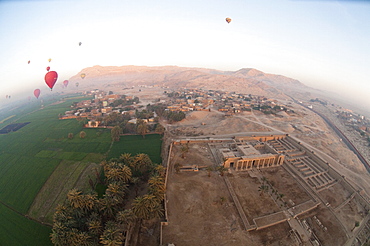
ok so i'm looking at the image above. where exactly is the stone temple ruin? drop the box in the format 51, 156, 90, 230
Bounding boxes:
218, 138, 285, 170
166, 134, 370, 245
216, 135, 341, 191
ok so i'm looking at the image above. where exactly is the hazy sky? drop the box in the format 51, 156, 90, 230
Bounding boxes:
0, 0, 369, 109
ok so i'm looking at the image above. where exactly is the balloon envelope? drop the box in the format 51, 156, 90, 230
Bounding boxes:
34, 89, 41, 99
45, 71, 58, 90
46, 66, 50, 71
80, 73, 86, 79
28, 60, 30, 64
226, 17, 232, 23
75, 82, 79, 87
63, 80, 69, 87
48, 58, 52, 62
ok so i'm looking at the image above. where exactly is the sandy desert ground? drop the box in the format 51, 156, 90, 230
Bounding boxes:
125, 86, 370, 195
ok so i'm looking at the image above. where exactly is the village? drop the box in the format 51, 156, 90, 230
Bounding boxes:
59, 87, 301, 127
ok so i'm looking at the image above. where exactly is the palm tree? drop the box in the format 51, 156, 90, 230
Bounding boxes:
69, 228, 92, 246
50, 221, 70, 246
120, 165, 132, 183
81, 192, 98, 213
132, 153, 152, 174
155, 123, 165, 134
119, 153, 132, 166
206, 166, 213, 177
99, 221, 124, 246
260, 176, 268, 184
217, 166, 227, 176
174, 163, 182, 174
136, 121, 149, 138
116, 209, 137, 228
105, 164, 132, 184
258, 185, 269, 196
148, 204, 164, 219
87, 213, 103, 237
278, 193, 285, 201
111, 126, 122, 142
220, 196, 226, 205
100, 196, 118, 220
67, 189, 84, 209
130, 177, 140, 196
154, 165, 166, 177
105, 183, 126, 204
90, 120, 97, 127
132, 196, 151, 220
79, 131, 86, 139
148, 176, 165, 195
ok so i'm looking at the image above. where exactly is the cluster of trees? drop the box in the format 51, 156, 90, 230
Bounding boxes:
146, 103, 186, 123
68, 131, 87, 140
108, 96, 140, 108
258, 176, 285, 207
252, 105, 288, 115
110, 119, 165, 141
51, 153, 166, 246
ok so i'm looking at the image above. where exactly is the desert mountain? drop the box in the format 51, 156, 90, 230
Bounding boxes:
69, 65, 315, 100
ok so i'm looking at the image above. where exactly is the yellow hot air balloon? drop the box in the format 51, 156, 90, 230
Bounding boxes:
48, 58, 52, 62
80, 73, 86, 79
225, 17, 232, 24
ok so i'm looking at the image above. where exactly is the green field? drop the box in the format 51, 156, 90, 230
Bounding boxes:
0, 94, 162, 245
108, 134, 163, 164
0, 203, 52, 246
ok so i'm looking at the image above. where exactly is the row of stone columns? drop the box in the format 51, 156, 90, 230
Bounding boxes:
235, 156, 282, 171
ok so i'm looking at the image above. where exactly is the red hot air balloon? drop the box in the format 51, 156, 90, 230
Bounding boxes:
45, 71, 58, 90
28, 60, 30, 64
34, 89, 41, 99
63, 80, 69, 87
46, 66, 50, 71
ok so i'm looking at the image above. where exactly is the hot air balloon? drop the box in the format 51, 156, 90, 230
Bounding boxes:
46, 66, 50, 71
45, 71, 58, 90
79, 42, 82, 46
28, 60, 30, 64
48, 58, 52, 63
63, 80, 69, 87
225, 17, 232, 24
75, 82, 79, 87
34, 89, 41, 99
80, 73, 86, 79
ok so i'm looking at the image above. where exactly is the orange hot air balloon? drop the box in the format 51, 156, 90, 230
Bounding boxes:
45, 71, 58, 90
63, 80, 69, 87
34, 89, 41, 99
80, 73, 86, 79
225, 17, 232, 24
46, 66, 50, 71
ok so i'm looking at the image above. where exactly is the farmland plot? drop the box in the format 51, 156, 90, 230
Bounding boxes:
0, 203, 52, 246
108, 134, 163, 164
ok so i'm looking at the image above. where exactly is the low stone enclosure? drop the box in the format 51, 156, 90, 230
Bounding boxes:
163, 134, 370, 245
